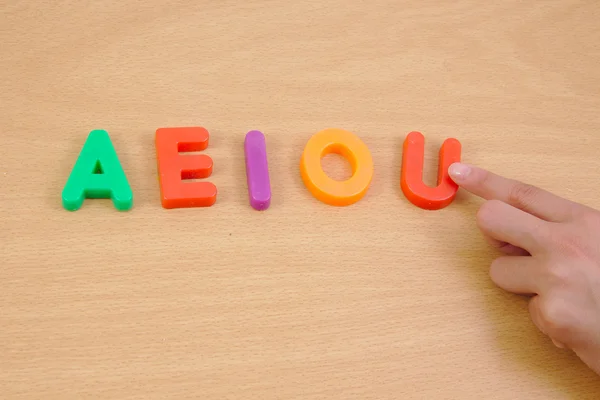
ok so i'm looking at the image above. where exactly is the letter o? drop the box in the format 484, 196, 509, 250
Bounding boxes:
300, 128, 374, 206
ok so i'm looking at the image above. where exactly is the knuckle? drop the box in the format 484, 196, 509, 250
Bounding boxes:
561, 237, 587, 257
570, 204, 590, 221
507, 182, 539, 209
550, 228, 588, 257
476, 200, 503, 229
538, 298, 574, 335
545, 263, 573, 286
479, 169, 492, 186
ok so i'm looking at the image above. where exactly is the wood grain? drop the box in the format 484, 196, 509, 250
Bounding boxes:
1, 1, 600, 398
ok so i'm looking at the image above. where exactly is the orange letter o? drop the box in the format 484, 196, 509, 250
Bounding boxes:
300, 128, 374, 206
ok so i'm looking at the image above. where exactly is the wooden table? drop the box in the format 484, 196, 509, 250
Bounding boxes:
2, 1, 600, 398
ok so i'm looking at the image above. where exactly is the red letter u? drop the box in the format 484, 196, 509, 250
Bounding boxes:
400, 131, 461, 210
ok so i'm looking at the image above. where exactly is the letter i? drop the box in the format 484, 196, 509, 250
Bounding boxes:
244, 130, 271, 210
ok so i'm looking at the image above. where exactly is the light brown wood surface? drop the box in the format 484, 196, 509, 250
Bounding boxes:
2, 1, 600, 398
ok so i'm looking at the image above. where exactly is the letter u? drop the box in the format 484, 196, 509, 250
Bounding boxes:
400, 131, 462, 210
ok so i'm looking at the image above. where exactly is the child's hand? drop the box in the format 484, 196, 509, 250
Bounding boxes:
449, 163, 600, 375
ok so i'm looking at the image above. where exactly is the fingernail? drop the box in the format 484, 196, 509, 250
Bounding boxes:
552, 339, 565, 349
448, 163, 471, 181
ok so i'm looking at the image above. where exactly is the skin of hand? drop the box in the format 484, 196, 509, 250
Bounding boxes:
448, 162, 600, 375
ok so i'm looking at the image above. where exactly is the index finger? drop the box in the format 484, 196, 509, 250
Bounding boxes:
448, 163, 579, 222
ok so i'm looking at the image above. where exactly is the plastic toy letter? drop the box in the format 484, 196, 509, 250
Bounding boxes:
244, 130, 271, 210
300, 128, 374, 206
155, 127, 217, 208
62, 129, 133, 211
400, 131, 461, 210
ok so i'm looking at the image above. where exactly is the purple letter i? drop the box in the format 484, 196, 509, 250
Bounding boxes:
244, 130, 271, 210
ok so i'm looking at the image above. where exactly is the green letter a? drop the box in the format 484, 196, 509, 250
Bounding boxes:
62, 130, 133, 211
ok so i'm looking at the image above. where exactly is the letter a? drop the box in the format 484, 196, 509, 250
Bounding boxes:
62, 130, 133, 211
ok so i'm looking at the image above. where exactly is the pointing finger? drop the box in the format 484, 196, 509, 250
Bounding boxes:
449, 163, 578, 222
